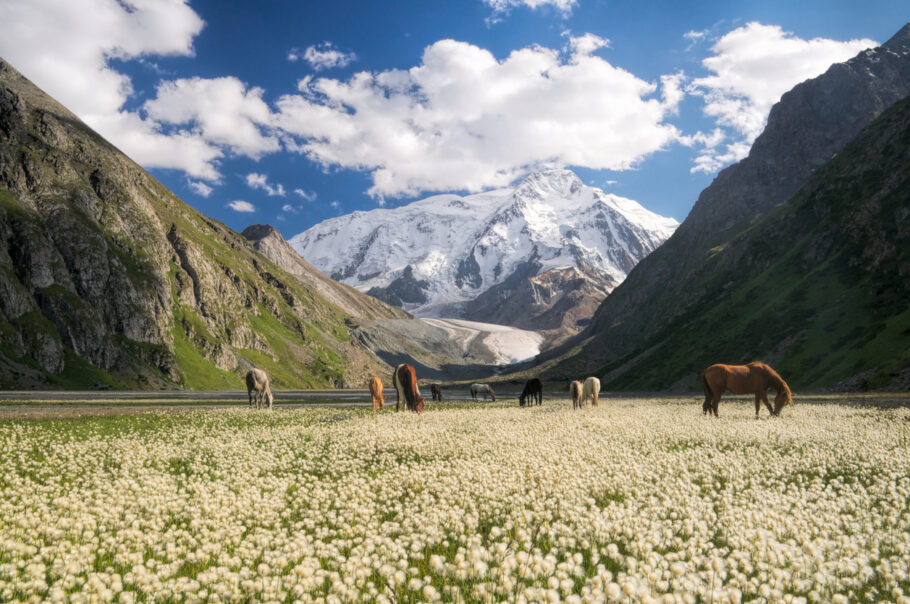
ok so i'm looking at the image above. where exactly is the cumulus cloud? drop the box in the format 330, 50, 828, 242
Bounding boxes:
688, 22, 876, 172
485, 0, 577, 18
0, 0, 222, 179
187, 180, 213, 197
294, 189, 317, 201
274, 37, 682, 198
290, 42, 356, 71
144, 77, 279, 159
227, 200, 256, 212
246, 173, 286, 196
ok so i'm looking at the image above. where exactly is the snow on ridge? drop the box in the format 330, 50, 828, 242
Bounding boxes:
289, 169, 679, 316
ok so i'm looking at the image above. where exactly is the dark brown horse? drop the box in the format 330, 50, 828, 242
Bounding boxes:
519, 378, 542, 407
430, 383, 443, 402
701, 362, 792, 417
393, 364, 425, 413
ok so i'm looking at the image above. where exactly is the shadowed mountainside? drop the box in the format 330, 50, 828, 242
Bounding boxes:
544, 23, 910, 390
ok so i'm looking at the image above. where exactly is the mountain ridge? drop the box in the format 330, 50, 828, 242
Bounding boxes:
290, 169, 677, 341
0, 57, 387, 389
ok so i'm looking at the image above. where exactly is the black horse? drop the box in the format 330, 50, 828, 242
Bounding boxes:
519, 378, 542, 407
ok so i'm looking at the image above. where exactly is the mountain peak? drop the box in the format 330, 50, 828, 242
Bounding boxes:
882, 22, 910, 53
514, 169, 585, 198
241, 224, 281, 242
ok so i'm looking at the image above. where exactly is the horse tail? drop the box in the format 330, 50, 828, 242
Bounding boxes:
701, 371, 712, 398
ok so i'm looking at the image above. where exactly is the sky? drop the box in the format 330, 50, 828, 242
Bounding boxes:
0, 0, 907, 239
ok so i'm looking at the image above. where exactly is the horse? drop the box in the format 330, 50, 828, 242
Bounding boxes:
569, 380, 583, 409
369, 376, 384, 411
470, 383, 496, 402
430, 383, 443, 402
582, 377, 600, 407
393, 364, 425, 413
701, 362, 792, 418
246, 368, 273, 409
519, 378, 542, 407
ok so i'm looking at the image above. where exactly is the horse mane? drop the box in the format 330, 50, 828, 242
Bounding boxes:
751, 361, 791, 404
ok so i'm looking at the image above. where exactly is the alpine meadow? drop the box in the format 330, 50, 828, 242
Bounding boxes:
0, 2, 909, 603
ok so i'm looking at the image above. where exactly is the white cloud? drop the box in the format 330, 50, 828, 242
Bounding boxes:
227, 200, 256, 212
281, 203, 302, 214
144, 77, 279, 159
246, 173, 286, 196
188, 180, 213, 197
294, 189, 317, 201
485, 0, 577, 18
688, 22, 876, 172
292, 42, 356, 71
566, 33, 609, 56
330, 201, 340, 209
275, 37, 682, 198
0, 0, 220, 179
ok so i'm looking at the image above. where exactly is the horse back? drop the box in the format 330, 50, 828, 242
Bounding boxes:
704, 363, 758, 395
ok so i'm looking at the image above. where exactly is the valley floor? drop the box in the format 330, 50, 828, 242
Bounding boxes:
0, 398, 908, 603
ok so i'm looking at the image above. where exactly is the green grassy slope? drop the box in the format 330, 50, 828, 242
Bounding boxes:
586, 97, 910, 391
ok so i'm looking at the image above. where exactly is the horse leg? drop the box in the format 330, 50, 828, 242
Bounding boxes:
762, 391, 774, 416
711, 393, 720, 417
754, 394, 762, 418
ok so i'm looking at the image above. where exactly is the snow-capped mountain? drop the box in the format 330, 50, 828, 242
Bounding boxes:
289, 170, 677, 331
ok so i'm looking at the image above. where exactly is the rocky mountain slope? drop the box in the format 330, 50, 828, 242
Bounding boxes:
0, 58, 387, 389
545, 22, 910, 388
289, 170, 677, 339
242, 224, 408, 322
243, 223, 545, 378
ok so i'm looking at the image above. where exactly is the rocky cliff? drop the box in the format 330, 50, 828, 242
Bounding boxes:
0, 58, 385, 389
546, 22, 910, 385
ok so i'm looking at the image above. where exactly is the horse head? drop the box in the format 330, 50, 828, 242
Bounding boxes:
415, 395, 425, 413
772, 389, 791, 415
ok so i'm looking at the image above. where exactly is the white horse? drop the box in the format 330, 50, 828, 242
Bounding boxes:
582, 377, 600, 407
470, 383, 496, 402
246, 368, 273, 409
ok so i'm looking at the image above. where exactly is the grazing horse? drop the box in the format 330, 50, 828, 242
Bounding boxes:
393, 364, 425, 413
369, 376, 384, 411
470, 383, 496, 402
702, 362, 792, 418
519, 378, 542, 407
569, 380, 583, 409
430, 383, 443, 402
246, 368, 273, 409
582, 377, 600, 407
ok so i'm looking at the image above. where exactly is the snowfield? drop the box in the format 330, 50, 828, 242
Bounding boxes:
419, 318, 544, 364
290, 169, 678, 316
1, 399, 908, 603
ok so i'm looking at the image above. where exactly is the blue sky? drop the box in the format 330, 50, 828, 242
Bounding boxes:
1, 0, 907, 238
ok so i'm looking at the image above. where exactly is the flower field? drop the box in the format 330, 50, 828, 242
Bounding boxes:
1, 397, 908, 603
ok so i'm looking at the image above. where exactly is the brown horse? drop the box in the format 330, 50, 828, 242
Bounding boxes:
701, 362, 792, 418
393, 364, 425, 413
569, 380, 583, 409
369, 376, 384, 411
430, 383, 443, 402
